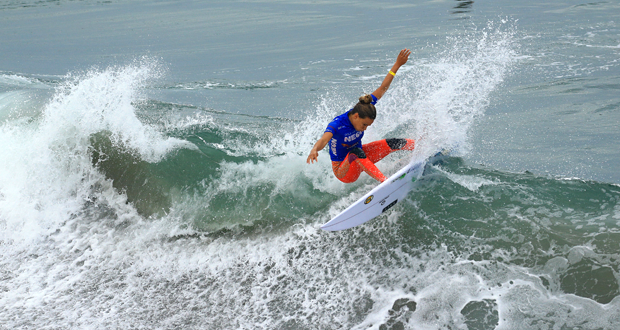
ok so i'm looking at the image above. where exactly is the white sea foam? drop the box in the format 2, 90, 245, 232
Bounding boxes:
444, 170, 498, 192
0, 73, 39, 87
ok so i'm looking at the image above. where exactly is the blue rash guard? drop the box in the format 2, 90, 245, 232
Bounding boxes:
325, 94, 377, 162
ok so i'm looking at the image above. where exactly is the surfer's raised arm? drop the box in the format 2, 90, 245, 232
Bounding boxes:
371, 49, 411, 101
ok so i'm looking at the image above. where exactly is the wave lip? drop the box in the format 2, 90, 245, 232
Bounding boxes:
0, 59, 193, 244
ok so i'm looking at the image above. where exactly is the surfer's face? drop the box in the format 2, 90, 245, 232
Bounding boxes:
350, 113, 374, 132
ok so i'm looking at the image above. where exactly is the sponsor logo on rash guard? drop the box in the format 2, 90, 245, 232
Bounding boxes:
330, 138, 338, 157
344, 131, 363, 143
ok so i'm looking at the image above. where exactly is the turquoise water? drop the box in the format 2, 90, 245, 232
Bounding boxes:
1, 1, 620, 329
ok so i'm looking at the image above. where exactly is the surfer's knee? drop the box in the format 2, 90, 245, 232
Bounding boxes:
386, 138, 415, 150
347, 148, 367, 162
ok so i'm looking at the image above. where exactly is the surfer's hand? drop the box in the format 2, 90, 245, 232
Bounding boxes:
395, 49, 411, 68
307, 150, 319, 164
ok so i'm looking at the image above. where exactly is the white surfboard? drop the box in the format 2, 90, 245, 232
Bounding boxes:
320, 151, 447, 231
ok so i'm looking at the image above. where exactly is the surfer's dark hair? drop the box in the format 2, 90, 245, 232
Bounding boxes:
350, 94, 376, 120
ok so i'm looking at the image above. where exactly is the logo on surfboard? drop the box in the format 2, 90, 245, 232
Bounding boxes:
391, 173, 407, 184
364, 195, 374, 204
382, 199, 398, 213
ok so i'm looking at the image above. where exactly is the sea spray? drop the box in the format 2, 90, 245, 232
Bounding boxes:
46, 60, 189, 162
0, 59, 189, 244
377, 20, 519, 160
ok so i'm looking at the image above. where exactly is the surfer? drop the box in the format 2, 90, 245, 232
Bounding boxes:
307, 49, 415, 183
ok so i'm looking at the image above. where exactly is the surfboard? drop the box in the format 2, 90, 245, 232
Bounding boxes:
320, 151, 448, 231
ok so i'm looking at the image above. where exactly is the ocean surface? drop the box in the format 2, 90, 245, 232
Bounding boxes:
1, 0, 620, 329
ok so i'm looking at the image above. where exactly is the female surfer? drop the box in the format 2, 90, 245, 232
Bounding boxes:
306, 49, 415, 183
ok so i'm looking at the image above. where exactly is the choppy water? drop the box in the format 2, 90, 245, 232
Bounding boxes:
1, 1, 620, 329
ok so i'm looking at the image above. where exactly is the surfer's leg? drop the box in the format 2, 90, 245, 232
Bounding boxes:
332, 159, 361, 183
332, 159, 355, 182
363, 138, 415, 163
332, 148, 387, 183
